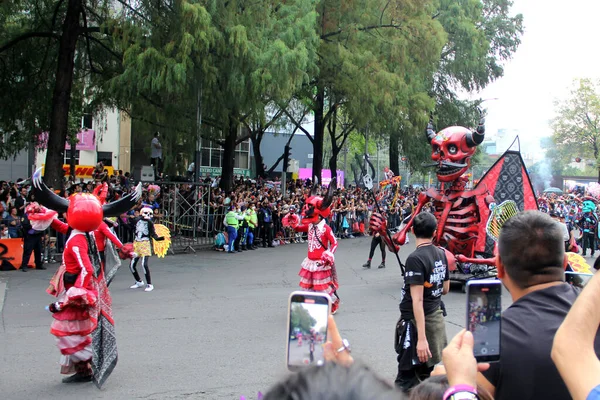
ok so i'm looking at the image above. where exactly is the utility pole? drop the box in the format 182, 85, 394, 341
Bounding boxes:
194, 83, 203, 182
283, 145, 291, 195
376, 142, 380, 183
364, 125, 369, 174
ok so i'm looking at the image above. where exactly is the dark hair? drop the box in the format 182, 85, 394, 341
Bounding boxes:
594, 256, 600, 271
498, 210, 565, 288
410, 375, 492, 400
263, 362, 404, 400
412, 212, 437, 239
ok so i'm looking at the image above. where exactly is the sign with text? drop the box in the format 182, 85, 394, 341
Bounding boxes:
199, 166, 251, 177
41, 164, 115, 179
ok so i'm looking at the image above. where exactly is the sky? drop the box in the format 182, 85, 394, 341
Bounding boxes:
472, 0, 600, 155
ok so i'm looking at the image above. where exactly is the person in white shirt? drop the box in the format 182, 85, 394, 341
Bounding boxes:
150, 132, 163, 178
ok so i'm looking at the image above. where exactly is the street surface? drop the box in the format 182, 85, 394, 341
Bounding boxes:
0, 235, 512, 399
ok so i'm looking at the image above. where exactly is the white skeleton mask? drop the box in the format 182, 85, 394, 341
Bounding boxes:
141, 207, 153, 220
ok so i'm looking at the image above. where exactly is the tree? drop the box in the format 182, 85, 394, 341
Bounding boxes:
297, 0, 447, 181
388, 0, 524, 176
552, 79, 600, 183
195, 0, 320, 191
290, 304, 317, 333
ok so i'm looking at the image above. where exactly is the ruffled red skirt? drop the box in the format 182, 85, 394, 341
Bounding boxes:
298, 257, 339, 294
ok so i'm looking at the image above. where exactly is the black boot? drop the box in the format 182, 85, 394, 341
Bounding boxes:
378, 262, 386, 269
62, 373, 93, 383
362, 261, 371, 269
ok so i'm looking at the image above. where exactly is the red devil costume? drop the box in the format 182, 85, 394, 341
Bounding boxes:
31, 168, 141, 387
283, 179, 340, 314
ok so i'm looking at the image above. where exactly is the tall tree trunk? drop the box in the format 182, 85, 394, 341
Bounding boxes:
44, 0, 82, 188
389, 130, 400, 177
220, 114, 237, 192
312, 84, 325, 183
329, 150, 339, 178
251, 131, 266, 179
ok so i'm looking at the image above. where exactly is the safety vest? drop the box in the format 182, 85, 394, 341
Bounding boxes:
247, 210, 258, 229
226, 211, 239, 228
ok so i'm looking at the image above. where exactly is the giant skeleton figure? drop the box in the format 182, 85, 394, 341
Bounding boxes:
30, 168, 141, 388
371, 111, 498, 267
282, 179, 340, 314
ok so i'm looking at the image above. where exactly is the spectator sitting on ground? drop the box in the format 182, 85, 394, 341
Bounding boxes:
476, 210, 600, 400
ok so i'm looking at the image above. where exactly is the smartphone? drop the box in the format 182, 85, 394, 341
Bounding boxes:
286, 291, 331, 370
466, 280, 502, 363
565, 271, 594, 289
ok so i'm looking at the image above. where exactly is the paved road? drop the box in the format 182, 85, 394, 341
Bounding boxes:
0, 235, 512, 399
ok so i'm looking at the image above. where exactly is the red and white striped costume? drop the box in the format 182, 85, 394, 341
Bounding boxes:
47, 227, 99, 375
294, 219, 338, 295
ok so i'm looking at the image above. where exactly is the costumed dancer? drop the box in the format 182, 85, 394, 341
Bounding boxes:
129, 206, 170, 292
30, 168, 141, 387
282, 179, 340, 314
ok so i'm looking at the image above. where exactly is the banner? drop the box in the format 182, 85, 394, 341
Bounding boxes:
297, 168, 344, 188
41, 164, 115, 179
0, 239, 36, 271
37, 129, 97, 151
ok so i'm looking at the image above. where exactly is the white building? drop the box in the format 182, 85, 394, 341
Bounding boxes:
35, 109, 132, 178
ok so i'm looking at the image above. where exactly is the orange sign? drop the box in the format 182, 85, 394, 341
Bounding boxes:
41, 164, 115, 179
0, 239, 36, 270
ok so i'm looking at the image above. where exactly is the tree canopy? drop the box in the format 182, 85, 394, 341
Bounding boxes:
551, 78, 600, 182
0, 0, 523, 189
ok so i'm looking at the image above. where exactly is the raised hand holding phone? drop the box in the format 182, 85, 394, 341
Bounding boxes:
286, 291, 331, 370
466, 279, 502, 363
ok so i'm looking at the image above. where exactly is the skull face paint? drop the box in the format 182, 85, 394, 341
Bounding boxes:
141, 207, 153, 220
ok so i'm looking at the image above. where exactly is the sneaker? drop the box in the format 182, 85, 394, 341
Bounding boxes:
145, 284, 154, 292
378, 262, 386, 269
129, 281, 144, 289
362, 261, 371, 269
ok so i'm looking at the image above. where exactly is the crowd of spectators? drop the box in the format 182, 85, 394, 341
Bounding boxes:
1, 170, 432, 260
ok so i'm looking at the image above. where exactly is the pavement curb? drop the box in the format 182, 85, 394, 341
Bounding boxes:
0, 280, 6, 317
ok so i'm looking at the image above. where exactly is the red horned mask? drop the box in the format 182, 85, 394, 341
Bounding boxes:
301, 178, 336, 224
424, 111, 486, 183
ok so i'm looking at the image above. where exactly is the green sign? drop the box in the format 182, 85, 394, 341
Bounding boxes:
199, 166, 251, 177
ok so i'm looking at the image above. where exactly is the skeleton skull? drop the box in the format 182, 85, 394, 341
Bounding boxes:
426, 113, 485, 183
430, 126, 476, 182
141, 207, 153, 220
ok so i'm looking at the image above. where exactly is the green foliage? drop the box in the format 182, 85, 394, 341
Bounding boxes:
552, 78, 600, 165
290, 304, 317, 333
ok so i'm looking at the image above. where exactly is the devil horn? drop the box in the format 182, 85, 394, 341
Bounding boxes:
31, 168, 69, 213
426, 118, 436, 143
467, 107, 486, 148
102, 182, 142, 217
320, 178, 336, 210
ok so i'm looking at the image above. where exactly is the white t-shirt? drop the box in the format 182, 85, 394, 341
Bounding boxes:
151, 137, 162, 159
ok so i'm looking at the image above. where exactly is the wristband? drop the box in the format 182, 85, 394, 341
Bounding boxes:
443, 384, 478, 400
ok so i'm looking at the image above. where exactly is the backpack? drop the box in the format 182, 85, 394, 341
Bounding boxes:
215, 232, 226, 247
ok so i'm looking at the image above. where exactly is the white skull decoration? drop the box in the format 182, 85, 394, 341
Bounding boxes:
141, 207, 153, 220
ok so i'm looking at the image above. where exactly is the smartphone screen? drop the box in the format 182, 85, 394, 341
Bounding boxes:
466, 280, 502, 362
287, 291, 330, 370
565, 272, 594, 289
